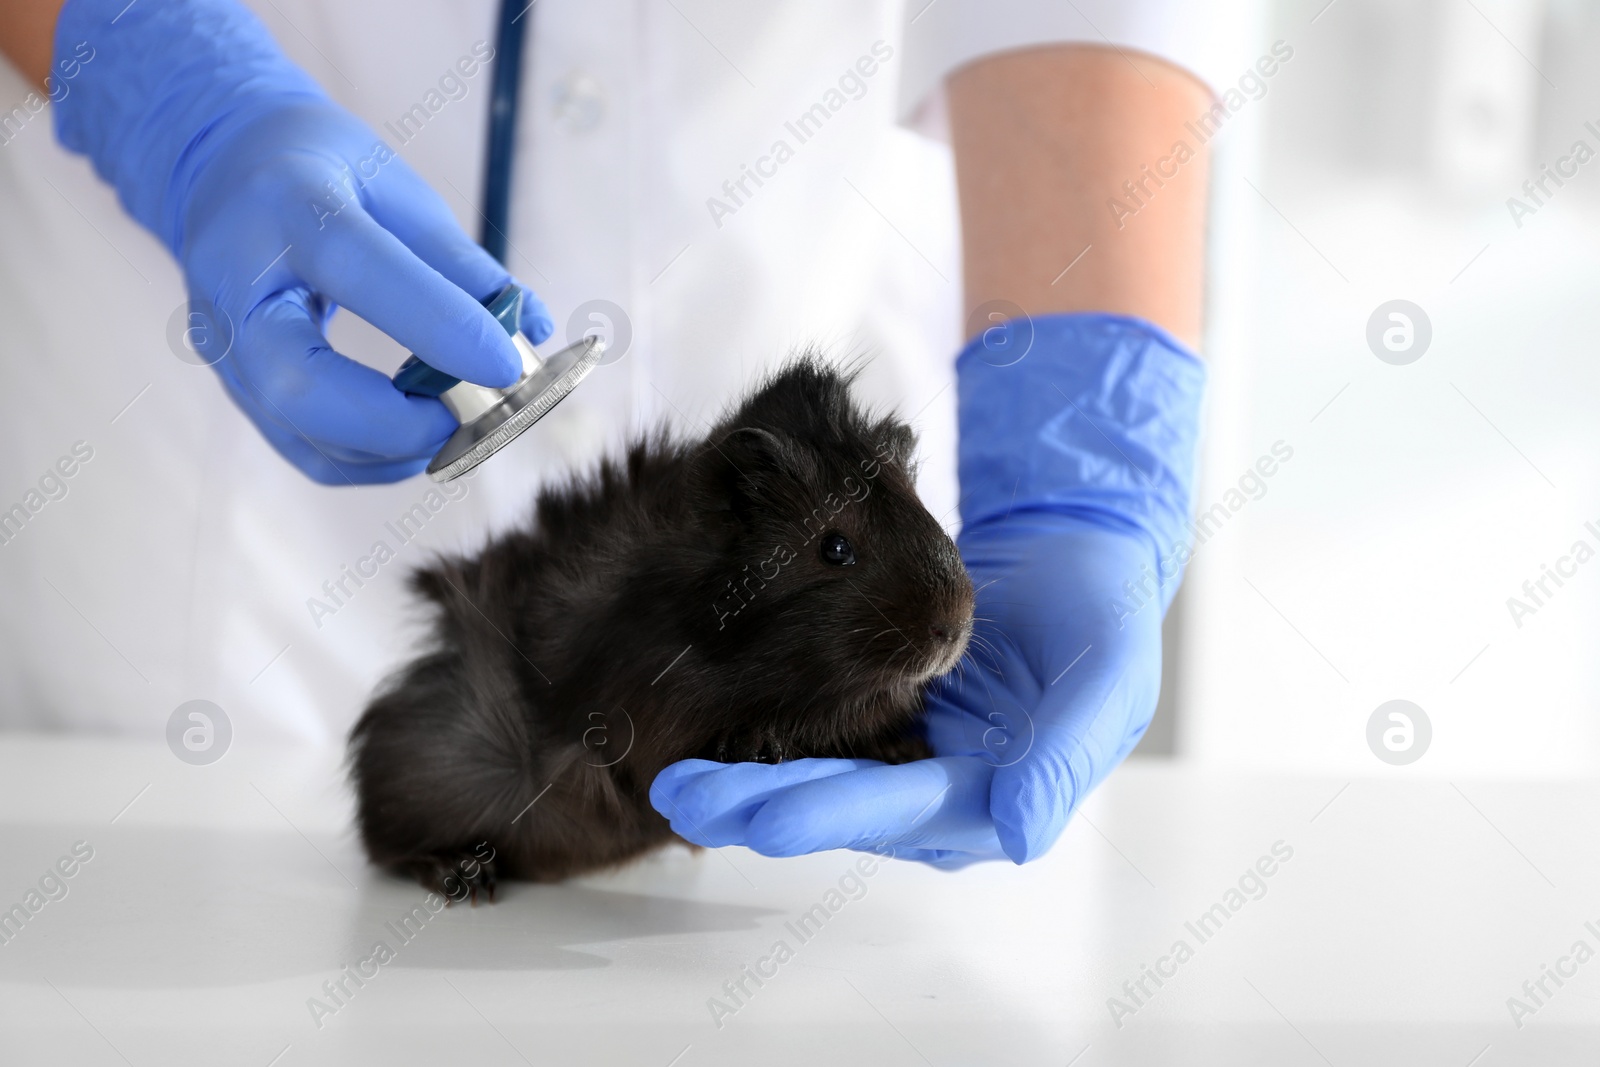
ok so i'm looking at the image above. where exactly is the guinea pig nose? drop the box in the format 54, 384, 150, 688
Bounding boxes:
929, 622, 953, 643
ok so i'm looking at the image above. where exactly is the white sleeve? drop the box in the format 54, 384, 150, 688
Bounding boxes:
897, 0, 1261, 133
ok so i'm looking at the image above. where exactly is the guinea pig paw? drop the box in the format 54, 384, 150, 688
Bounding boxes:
401, 849, 500, 906
857, 731, 933, 765
742, 733, 787, 764
713, 732, 786, 764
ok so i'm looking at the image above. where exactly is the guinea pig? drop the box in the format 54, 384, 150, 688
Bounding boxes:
347, 356, 974, 896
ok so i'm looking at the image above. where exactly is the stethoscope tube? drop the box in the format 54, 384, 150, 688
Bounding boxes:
390, 0, 605, 482
480, 0, 532, 264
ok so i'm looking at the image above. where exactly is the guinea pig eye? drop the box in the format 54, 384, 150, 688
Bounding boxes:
819, 531, 856, 566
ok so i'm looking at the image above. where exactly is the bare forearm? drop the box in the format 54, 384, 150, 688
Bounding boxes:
0, 0, 67, 88
948, 44, 1212, 351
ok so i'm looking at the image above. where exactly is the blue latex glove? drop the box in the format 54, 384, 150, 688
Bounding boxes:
54, 0, 552, 484
651, 314, 1205, 866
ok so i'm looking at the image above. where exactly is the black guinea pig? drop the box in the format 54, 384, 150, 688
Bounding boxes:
347, 356, 975, 895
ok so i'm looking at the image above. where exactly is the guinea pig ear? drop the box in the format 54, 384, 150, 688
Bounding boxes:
693, 427, 797, 517
873, 422, 919, 469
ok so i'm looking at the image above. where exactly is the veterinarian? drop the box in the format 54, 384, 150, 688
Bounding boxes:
0, 0, 1242, 865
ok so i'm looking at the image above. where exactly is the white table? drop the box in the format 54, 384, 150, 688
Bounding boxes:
0, 736, 1594, 1066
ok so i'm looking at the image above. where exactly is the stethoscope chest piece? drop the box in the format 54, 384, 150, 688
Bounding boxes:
393, 284, 604, 482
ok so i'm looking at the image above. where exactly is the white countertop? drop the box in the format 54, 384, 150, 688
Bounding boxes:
0, 735, 1595, 1066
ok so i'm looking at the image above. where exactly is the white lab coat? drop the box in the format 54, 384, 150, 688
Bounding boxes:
0, 0, 1241, 744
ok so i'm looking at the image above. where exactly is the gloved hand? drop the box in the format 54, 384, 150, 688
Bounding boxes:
651, 313, 1205, 866
54, 0, 551, 484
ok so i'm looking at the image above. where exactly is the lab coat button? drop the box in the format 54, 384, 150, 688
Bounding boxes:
551, 71, 606, 133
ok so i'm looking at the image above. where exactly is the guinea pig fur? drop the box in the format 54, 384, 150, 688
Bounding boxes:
347, 356, 975, 894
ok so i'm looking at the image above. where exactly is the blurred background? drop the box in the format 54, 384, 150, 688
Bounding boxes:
1144, 0, 1600, 778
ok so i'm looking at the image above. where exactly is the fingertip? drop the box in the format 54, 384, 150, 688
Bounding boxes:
651, 759, 724, 792
991, 794, 1062, 864
995, 829, 1032, 864
659, 758, 727, 777
744, 802, 828, 858
518, 286, 555, 345
918, 848, 995, 870
991, 745, 1087, 864
648, 759, 718, 817
741, 765, 903, 858
458, 311, 522, 388
300, 212, 524, 390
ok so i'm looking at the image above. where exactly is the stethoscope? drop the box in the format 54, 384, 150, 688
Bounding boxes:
480, 0, 531, 264
391, 0, 602, 482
